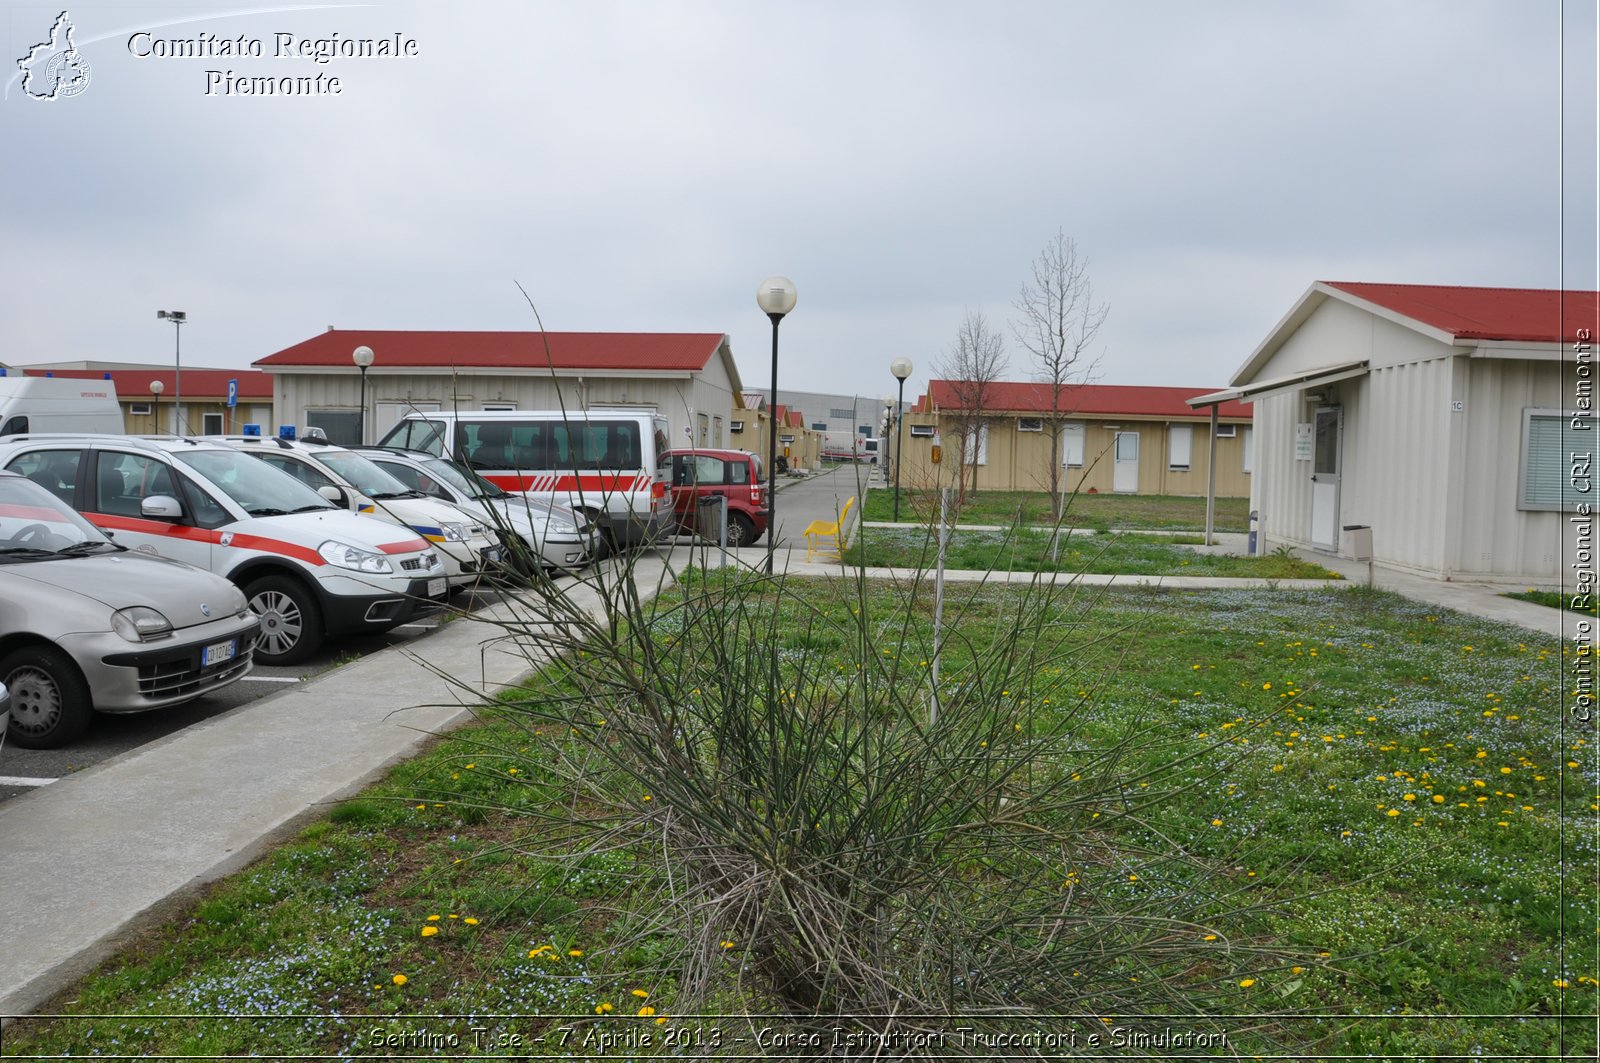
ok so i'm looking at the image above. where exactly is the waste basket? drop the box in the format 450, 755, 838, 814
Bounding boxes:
696, 495, 727, 543
1342, 524, 1372, 561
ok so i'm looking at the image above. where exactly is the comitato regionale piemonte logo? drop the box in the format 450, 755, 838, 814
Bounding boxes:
17, 10, 91, 100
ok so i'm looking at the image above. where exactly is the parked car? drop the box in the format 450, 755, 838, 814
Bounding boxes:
0, 470, 261, 747
205, 433, 503, 590
377, 409, 675, 551
657, 448, 767, 547
352, 446, 598, 574
0, 435, 447, 665
0, 681, 10, 747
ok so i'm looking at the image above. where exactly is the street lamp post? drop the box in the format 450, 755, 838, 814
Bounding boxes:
352, 345, 375, 445
148, 379, 164, 432
156, 310, 186, 435
756, 276, 798, 574
890, 356, 913, 523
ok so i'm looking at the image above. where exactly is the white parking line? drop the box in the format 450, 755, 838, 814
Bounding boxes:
243, 676, 302, 683
0, 776, 57, 788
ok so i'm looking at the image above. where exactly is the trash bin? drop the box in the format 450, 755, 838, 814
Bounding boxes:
1342, 524, 1372, 561
696, 495, 727, 543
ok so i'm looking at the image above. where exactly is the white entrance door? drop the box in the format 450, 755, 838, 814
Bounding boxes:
1113, 431, 1139, 493
1310, 406, 1342, 550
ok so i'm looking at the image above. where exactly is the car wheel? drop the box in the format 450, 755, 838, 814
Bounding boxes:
581, 511, 612, 560
724, 513, 758, 547
1, 645, 92, 749
245, 574, 325, 665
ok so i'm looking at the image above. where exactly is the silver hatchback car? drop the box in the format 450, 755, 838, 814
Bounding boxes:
0, 471, 261, 748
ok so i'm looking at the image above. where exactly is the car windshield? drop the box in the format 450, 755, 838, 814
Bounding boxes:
176, 449, 335, 516
422, 457, 506, 498
0, 476, 116, 560
316, 451, 416, 498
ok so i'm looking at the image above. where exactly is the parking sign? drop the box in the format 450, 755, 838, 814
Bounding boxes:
226, 378, 238, 408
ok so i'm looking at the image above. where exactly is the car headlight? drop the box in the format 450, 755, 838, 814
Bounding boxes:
547, 518, 577, 535
111, 606, 174, 642
439, 522, 469, 543
318, 540, 395, 573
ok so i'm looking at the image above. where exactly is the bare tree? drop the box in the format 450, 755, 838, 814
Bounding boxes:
1010, 230, 1108, 516
935, 309, 1008, 505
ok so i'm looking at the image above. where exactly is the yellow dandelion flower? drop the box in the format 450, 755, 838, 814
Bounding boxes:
1402, 794, 1416, 802
427, 914, 442, 922
568, 949, 583, 957
631, 989, 650, 998
1204, 934, 1218, 942
594, 1002, 614, 1014
1211, 818, 1224, 826
1239, 978, 1256, 988
720, 940, 736, 949
1386, 809, 1400, 817
464, 917, 479, 925
391, 974, 408, 986
421, 926, 439, 937
638, 1006, 657, 1017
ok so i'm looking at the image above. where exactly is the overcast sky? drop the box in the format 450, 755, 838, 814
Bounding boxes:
3, 1, 1595, 406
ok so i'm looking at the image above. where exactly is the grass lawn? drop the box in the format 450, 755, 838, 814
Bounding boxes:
862, 488, 1251, 532
845, 526, 1340, 580
4, 582, 1593, 1059
1504, 588, 1599, 617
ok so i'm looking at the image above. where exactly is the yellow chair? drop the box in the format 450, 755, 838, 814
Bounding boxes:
803, 496, 855, 562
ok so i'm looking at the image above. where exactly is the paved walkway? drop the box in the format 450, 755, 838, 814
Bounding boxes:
0, 480, 1576, 1017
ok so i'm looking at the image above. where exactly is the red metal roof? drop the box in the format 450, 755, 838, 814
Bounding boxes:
924, 381, 1251, 420
255, 329, 728, 371
23, 367, 273, 399
1324, 282, 1600, 343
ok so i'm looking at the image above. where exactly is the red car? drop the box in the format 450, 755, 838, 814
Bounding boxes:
658, 448, 767, 547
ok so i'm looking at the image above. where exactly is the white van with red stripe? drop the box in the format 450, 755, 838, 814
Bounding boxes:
377, 410, 674, 550
0, 436, 447, 665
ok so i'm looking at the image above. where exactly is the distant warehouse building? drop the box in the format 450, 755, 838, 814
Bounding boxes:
896, 381, 1253, 497
254, 328, 746, 448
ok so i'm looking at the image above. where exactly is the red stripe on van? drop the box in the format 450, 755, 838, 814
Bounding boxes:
485, 473, 644, 494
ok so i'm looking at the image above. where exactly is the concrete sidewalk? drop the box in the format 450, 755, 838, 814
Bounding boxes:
0, 524, 1575, 1018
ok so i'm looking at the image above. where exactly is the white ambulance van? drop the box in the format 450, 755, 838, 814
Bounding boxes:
0, 376, 124, 436
376, 410, 674, 550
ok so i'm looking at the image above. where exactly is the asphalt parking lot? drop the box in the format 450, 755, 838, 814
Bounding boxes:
0, 467, 870, 807
0, 584, 500, 806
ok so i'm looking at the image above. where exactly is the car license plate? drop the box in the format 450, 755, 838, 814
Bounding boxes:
428, 577, 446, 597
202, 639, 237, 668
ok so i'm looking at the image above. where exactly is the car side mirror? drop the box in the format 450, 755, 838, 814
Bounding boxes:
141, 494, 184, 520
317, 484, 349, 507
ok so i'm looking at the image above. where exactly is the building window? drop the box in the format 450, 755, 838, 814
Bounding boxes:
909, 424, 934, 438
305, 409, 361, 446
482, 402, 517, 411
778, 434, 795, 445
730, 420, 744, 433
697, 413, 709, 446
1243, 427, 1253, 473
1060, 422, 1084, 466
713, 416, 723, 447
202, 412, 224, 435
1215, 423, 1237, 438
129, 403, 152, 416
1017, 417, 1044, 432
1519, 408, 1587, 510
830, 407, 854, 419
1168, 424, 1193, 470
812, 421, 828, 432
